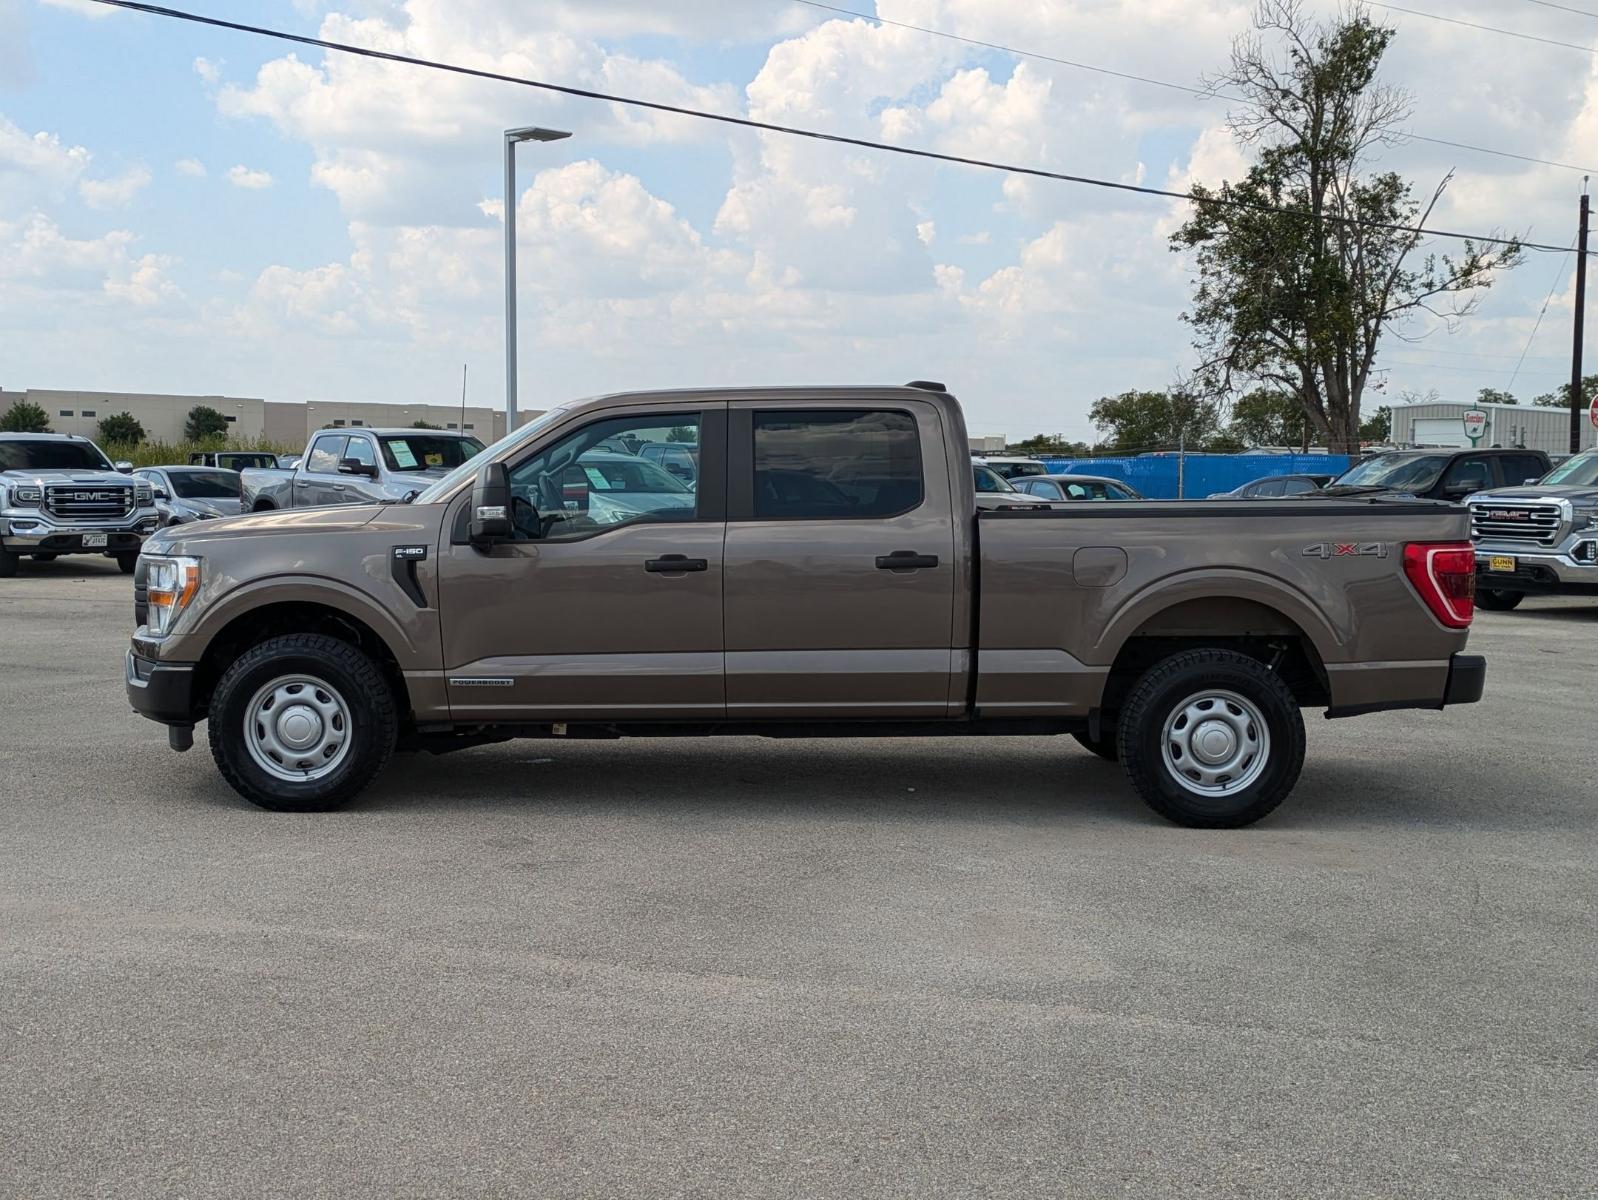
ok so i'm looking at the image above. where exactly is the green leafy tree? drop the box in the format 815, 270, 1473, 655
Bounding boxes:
411, 419, 442, 429
667, 425, 696, 443
1476, 387, 1517, 406
1226, 389, 1308, 448
1007, 434, 1092, 456
1359, 404, 1392, 442
184, 404, 229, 441
1089, 389, 1221, 452
97, 411, 146, 444
1169, 1, 1521, 454
0, 399, 51, 433
1533, 373, 1598, 408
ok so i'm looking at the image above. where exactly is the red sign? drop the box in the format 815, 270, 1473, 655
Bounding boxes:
1590, 392, 1598, 431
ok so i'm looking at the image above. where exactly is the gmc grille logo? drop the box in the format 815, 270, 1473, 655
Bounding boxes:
70, 491, 118, 502
1482, 509, 1530, 521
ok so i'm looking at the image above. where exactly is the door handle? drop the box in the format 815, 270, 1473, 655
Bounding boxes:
876, 551, 939, 571
645, 554, 708, 573
331, 483, 345, 491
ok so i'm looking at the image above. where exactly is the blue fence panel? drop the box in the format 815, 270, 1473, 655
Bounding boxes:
1035, 454, 1352, 500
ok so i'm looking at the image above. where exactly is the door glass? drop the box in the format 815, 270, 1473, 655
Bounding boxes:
753, 410, 922, 519
1280, 477, 1314, 495
1443, 457, 1491, 493
1254, 478, 1286, 497
343, 437, 377, 468
508, 413, 699, 540
306, 436, 346, 473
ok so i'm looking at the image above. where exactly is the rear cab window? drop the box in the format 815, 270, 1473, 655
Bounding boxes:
750, 410, 923, 519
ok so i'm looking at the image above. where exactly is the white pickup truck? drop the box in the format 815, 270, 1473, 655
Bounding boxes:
241, 427, 484, 511
0, 433, 159, 576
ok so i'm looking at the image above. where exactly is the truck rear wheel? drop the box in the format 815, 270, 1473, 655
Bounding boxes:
1475, 587, 1523, 612
208, 633, 398, 812
1116, 649, 1305, 828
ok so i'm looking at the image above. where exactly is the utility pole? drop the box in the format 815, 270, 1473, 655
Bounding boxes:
1570, 182, 1589, 455
503, 126, 572, 434
459, 363, 467, 435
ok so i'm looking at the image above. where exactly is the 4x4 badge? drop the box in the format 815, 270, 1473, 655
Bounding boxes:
1302, 542, 1388, 559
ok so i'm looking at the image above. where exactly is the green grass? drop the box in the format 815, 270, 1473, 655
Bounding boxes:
100, 437, 302, 469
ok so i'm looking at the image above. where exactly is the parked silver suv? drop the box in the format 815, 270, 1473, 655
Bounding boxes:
0, 433, 159, 575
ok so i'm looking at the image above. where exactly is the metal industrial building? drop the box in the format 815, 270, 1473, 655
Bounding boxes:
0, 388, 520, 446
1389, 399, 1596, 454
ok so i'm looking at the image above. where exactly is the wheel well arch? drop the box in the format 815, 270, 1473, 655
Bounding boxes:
1099, 597, 1331, 716
250, 497, 276, 512
192, 601, 410, 722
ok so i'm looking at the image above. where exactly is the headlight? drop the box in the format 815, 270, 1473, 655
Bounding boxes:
10, 485, 42, 506
145, 555, 201, 636
134, 482, 153, 504
1576, 506, 1598, 530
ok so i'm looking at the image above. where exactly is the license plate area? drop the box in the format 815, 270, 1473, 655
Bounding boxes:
81, 533, 108, 548
1488, 555, 1516, 573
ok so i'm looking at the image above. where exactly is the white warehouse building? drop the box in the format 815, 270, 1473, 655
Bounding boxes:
1389, 399, 1596, 455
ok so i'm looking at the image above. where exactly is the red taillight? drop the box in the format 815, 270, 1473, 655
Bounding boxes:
1403, 542, 1476, 628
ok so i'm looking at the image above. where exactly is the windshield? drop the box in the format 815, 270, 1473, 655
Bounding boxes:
1333, 454, 1450, 492
973, 465, 1015, 492
379, 434, 485, 473
0, 439, 113, 473
170, 470, 242, 499
570, 454, 689, 494
413, 407, 569, 504
1540, 451, 1598, 487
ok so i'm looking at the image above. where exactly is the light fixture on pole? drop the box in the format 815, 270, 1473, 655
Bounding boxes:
504, 126, 571, 433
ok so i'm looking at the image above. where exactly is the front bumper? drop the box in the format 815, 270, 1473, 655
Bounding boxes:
3, 512, 159, 553
1475, 541, 1598, 594
125, 648, 198, 725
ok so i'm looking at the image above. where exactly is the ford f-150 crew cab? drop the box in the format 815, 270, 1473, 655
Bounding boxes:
240, 427, 484, 511
1, 433, 159, 576
126, 383, 1486, 828
1466, 447, 1598, 609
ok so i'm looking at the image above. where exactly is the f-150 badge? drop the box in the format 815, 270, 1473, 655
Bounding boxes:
1302, 542, 1388, 558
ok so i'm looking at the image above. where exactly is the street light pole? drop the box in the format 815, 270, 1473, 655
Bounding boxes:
503, 126, 572, 434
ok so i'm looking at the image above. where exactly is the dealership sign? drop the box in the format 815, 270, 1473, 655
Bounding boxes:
1462, 409, 1488, 446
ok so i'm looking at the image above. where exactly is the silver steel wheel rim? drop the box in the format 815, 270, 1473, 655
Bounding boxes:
243, 674, 353, 783
1160, 689, 1270, 798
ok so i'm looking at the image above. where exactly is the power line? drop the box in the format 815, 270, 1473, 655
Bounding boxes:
1508, 236, 1577, 390
792, 0, 1598, 176
1518, 0, 1598, 20
80, 0, 1575, 256
1367, 2, 1598, 55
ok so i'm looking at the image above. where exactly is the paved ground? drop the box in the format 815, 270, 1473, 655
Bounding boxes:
1, 556, 1594, 1199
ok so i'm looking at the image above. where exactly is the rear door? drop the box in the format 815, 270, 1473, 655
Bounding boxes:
297, 434, 346, 507
722, 399, 957, 718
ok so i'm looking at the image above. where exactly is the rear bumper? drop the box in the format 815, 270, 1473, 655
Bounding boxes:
1324, 653, 1485, 718
125, 649, 198, 725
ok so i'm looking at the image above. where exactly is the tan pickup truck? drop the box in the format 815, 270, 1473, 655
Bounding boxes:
126, 383, 1485, 827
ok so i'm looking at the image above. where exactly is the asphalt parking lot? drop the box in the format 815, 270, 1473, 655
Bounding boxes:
2, 556, 1594, 1199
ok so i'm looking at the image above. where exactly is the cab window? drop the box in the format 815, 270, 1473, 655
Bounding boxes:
508, 413, 700, 540
343, 437, 378, 469
306, 435, 346, 474
753, 410, 921, 519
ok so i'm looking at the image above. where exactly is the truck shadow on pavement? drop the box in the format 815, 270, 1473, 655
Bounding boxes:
328, 738, 1569, 834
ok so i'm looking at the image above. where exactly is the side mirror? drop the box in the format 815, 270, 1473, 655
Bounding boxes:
153, 486, 170, 501
1524, 477, 1541, 485
470, 461, 513, 546
339, 457, 378, 478
113, 461, 133, 474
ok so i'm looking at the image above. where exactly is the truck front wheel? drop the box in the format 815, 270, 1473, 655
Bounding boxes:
1116, 649, 1305, 829
208, 633, 398, 812
1475, 587, 1523, 612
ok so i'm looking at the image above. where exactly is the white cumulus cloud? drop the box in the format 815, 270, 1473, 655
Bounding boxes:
226, 164, 274, 190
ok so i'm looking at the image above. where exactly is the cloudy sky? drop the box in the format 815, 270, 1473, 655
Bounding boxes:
3, 0, 1597, 439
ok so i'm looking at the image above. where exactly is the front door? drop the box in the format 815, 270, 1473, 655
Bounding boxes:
435, 405, 727, 721
297, 433, 347, 507
722, 401, 957, 718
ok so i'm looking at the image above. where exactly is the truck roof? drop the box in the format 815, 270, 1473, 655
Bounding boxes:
565, 384, 957, 407
0, 432, 93, 442
316, 426, 483, 437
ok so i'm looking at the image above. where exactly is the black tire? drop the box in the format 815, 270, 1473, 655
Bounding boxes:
252, 500, 275, 512
1475, 587, 1523, 612
115, 551, 139, 574
1072, 728, 1119, 761
207, 633, 398, 812
0, 550, 16, 578
31, 553, 57, 562
1117, 649, 1305, 829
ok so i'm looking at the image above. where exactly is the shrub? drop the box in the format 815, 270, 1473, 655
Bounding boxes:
1, 399, 52, 433
97, 411, 146, 445
184, 404, 229, 441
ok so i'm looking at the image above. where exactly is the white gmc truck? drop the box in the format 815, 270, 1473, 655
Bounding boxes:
0, 433, 160, 576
